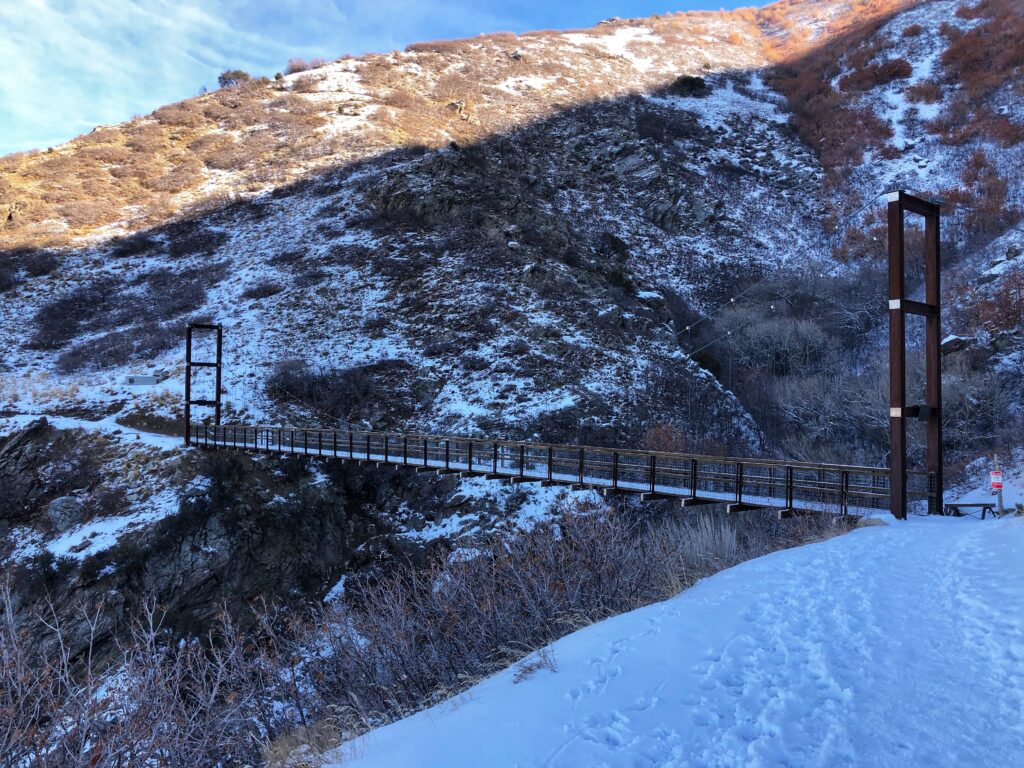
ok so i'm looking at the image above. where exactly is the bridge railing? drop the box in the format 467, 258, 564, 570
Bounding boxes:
188, 424, 931, 513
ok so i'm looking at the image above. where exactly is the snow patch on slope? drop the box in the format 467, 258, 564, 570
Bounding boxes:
564, 27, 661, 73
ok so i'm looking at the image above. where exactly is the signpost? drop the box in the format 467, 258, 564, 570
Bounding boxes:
992, 459, 1005, 516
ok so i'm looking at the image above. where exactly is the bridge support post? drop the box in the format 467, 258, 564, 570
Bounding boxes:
184, 323, 223, 446
887, 191, 943, 520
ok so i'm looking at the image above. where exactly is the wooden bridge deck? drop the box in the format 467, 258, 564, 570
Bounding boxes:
189, 424, 932, 516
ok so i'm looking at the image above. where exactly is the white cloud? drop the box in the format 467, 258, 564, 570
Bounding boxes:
0, 1, 748, 154
0, 0, 516, 154
0, 0, 295, 152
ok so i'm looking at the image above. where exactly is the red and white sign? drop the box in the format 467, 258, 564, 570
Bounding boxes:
991, 471, 1003, 490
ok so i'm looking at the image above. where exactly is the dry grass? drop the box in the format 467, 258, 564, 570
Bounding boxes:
0, 0, 982, 252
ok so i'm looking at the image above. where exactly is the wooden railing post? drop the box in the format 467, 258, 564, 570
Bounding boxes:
690, 459, 698, 499
611, 452, 619, 489
735, 463, 743, 503
786, 466, 794, 510
649, 455, 657, 494
578, 448, 585, 485
547, 446, 553, 482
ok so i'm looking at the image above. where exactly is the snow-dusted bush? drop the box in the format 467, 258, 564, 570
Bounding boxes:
1, 504, 847, 765
294, 503, 845, 747
0, 585, 278, 767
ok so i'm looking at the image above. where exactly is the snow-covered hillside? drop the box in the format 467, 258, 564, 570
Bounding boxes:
1, 0, 1022, 702
327, 515, 1024, 767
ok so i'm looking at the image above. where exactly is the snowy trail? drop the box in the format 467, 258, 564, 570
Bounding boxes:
0, 413, 183, 451
328, 516, 1024, 767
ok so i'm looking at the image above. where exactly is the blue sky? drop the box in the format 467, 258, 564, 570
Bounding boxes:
0, 1, 758, 155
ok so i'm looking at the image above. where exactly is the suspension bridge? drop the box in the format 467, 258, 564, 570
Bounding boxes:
184, 191, 944, 520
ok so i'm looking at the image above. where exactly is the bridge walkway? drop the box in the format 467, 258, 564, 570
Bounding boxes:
190, 424, 932, 516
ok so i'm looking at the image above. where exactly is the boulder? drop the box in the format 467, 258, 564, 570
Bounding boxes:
46, 496, 87, 531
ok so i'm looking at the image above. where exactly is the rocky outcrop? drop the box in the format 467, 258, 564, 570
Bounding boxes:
1, 425, 482, 664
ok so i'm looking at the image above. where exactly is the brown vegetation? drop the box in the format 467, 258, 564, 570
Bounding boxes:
1, 505, 849, 765
764, 3, 913, 183
837, 58, 913, 92
906, 80, 942, 103
976, 267, 1024, 331
941, 0, 1024, 101
285, 57, 331, 75
958, 149, 1017, 237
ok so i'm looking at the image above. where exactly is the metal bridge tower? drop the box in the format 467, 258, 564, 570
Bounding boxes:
184, 323, 223, 446
887, 190, 943, 520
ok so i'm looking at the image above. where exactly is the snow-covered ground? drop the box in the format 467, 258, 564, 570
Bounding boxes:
327, 515, 1024, 767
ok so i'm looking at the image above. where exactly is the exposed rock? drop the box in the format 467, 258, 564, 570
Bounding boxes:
940, 335, 972, 355
46, 496, 87, 531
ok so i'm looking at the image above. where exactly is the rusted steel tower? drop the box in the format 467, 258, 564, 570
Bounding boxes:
184, 323, 223, 445
887, 190, 943, 520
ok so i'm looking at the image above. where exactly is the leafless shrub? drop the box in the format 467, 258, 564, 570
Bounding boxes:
266, 358, 427, 425
79, 145, 132, 165
142, 160, 204, 193
906, 80, 942, 103
297, 504, 844, 740
166, 224, 228, 259
2, 505, 847, 765
285, 57, 330, 75
124, 124, 167, 154
241, 280, 284, 300
56, 322, 180, 373
0, 266, 19, 293
382, 88, 429, 110
290, 74, 321, 94
838, 58, 913, 92
0, 584, 277, 767
30, 279, 123, 349
664, 74, 710, 97
17, 248, 61, 276
110, 231, 161, 258
60, 199, 119, 229
152, 102, 208, 129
